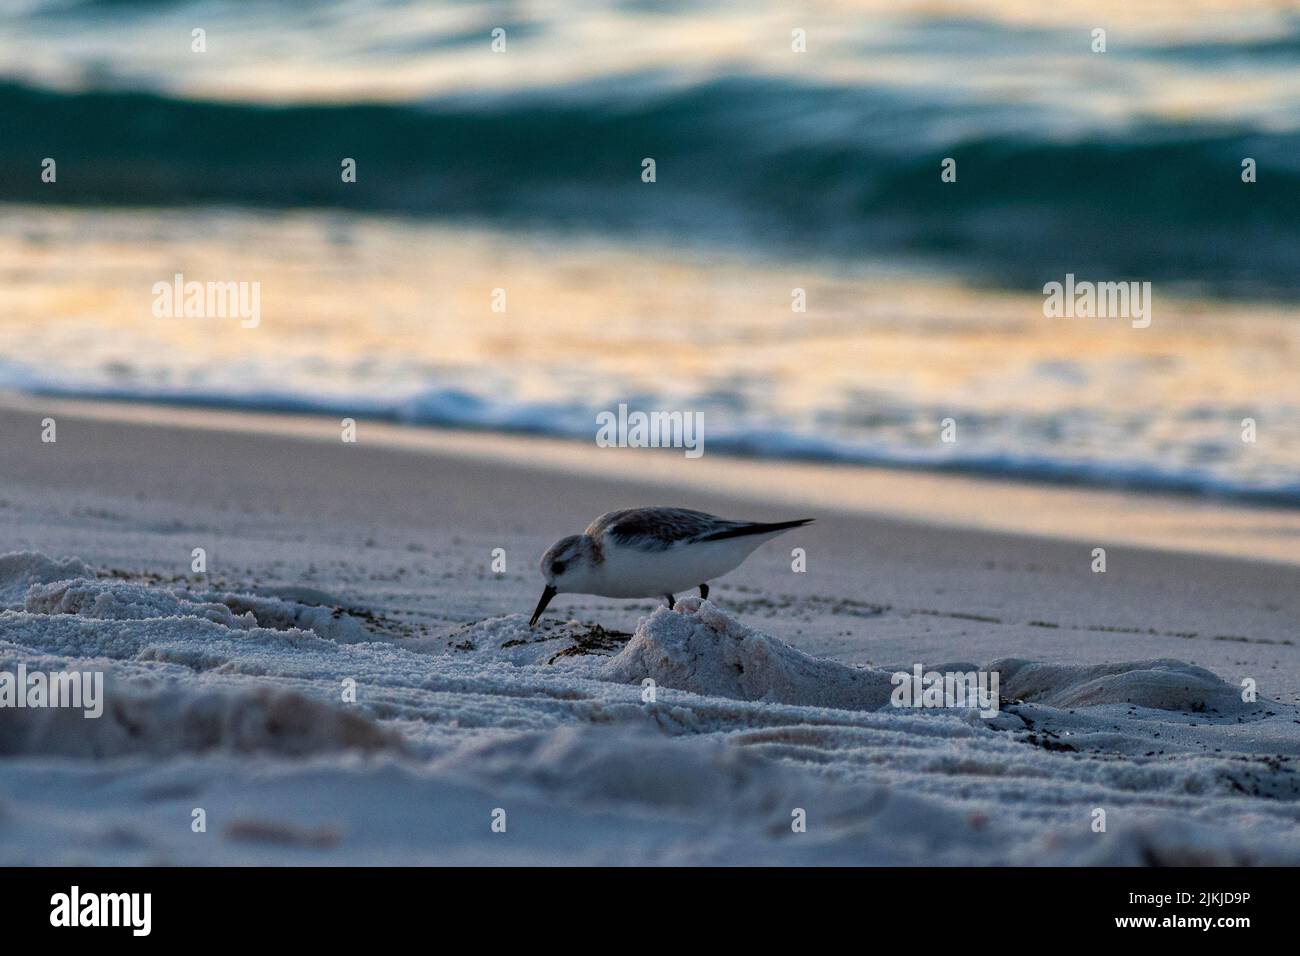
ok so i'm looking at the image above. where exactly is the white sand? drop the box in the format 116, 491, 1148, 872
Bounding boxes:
1, 398, 1298, 865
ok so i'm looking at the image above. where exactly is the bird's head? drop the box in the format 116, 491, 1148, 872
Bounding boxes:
529, 534, 598, 626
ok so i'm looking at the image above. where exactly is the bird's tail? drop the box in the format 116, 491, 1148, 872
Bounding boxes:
698, 518, 813, 543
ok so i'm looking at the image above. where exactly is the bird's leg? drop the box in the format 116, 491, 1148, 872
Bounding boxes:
664, 594, 675, 609
698, 583, 709, 600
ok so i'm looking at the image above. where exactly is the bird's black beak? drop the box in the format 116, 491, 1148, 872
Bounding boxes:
529, 585, 558, 627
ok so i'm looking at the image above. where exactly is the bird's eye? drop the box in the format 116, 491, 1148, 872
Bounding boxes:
550, 561, 566, 575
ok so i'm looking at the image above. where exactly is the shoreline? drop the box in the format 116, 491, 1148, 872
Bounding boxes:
4, 391, 1298, 567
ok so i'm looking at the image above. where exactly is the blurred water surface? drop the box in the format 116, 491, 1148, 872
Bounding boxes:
1, 1, 1297, 500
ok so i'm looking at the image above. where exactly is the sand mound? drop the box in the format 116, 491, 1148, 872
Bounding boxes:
28, 577, 256, 628
8, 552, 373, 644
0, 675, 399, 758
210, 592, 373, 644
598, 602, 1261, 720
0, 551, 92, 609
994, 658, 1257, 714
599, 597, 895, 710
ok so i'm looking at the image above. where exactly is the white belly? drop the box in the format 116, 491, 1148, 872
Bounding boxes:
592, 536, 772, 597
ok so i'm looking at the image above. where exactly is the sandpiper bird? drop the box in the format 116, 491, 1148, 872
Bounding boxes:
529, 507, 813, 626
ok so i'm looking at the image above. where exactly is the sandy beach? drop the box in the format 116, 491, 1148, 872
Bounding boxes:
2, 395, 1297, 865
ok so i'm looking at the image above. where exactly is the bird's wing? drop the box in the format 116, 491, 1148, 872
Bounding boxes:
586, 507, 742, 551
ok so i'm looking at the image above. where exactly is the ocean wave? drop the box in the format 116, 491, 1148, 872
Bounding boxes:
3, 79, 1300, 295
5, 371, 1298, 507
